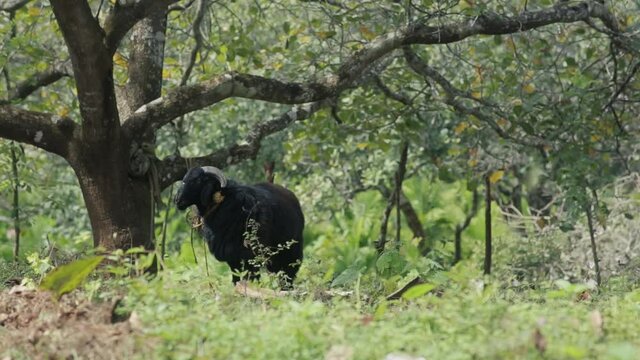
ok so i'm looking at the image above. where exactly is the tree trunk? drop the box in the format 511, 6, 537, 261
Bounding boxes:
398, 191, 427, 250
10, 143, 21, 261
71, 147, 154, 251
453, 188, 480, 265
71, 10, 168, 252
78, 174, 154, 251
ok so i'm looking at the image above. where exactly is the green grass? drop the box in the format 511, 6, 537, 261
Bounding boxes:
118, 256, 640, 360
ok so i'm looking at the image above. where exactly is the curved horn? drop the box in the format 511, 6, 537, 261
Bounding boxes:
201, 166, 227, 188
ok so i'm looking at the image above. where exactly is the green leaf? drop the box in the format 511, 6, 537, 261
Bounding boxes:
125, 246, 146, 255
402, 283, 436, 300
562, 345, 587, 359
331, 266, 362, 287
520, 121, 535, 135
374, 301, 388, 319
559, 221, 575, 232
376, 250, 406, 277
40, 256, 104, 299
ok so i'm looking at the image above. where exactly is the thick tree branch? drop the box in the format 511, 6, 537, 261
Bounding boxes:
180, 0, 207, 86
157, 100, 328, 188
51, 0, 119, 137
103, 0, 177, 53
300, 0, 349, 10
0, 0, 29, 12
168, 0, 196, 13
125, 1, 618, 139
0, 105, 78, 156
0, 62, 72, 104
124, 72, 336, 138
374, 76, 412, 106
117, 10, 168, 120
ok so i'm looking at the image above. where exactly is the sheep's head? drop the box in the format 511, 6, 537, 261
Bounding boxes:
175, 166, 227, 211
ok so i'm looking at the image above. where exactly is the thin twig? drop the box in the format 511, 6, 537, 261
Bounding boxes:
395, 142, 409, 248
160, 184, 174, 259
180, 0, 207, 86
454, 188, 480, 265
484, 175, 492, 275
585, 193, 602, 287
376, 142, 409, 254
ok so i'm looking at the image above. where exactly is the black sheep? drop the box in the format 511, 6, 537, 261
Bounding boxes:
174, 166, 304, 287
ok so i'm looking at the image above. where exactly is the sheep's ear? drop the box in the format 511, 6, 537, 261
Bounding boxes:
200, 182, 215, 207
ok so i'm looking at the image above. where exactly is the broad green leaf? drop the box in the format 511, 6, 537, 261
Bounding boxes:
561, 345, 587, 359
331, 266, 361, 288
40, 256, 104, 299
376, 250, 406, 277
374, 301, 388, 319
402, 283, 436, 300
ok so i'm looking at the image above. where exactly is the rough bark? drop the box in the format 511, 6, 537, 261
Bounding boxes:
103, 0, 177, 53
72, 158, 154, 250
117, 10, 168, 120
51, 0, 119, 140
0, 0, 30, 12
0, 106, 78, 156
10, 144, 21, 261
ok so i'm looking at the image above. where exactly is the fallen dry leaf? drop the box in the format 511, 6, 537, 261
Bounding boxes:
577, 290, 591, 302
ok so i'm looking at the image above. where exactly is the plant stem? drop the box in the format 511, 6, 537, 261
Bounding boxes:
585, 200, 602, 286
484, 175, 492, 275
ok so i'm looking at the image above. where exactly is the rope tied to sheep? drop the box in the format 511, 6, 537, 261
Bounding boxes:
187, 191, 225, 230
186, 191, 224, 277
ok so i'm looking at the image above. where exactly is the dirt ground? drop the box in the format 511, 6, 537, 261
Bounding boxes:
0, 286, 148, 359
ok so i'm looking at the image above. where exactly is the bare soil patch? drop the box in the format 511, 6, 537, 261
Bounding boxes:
0, 287, 147, 359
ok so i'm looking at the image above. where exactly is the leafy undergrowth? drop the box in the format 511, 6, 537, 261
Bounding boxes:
118, 260, 639, 360
2, 256, 639, 360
